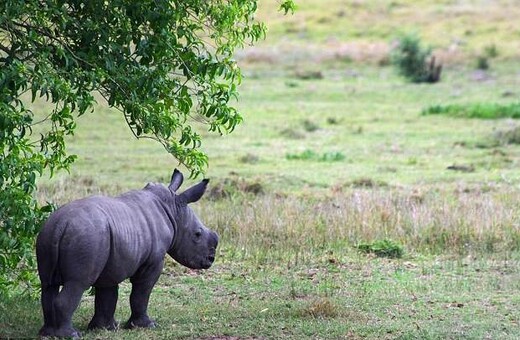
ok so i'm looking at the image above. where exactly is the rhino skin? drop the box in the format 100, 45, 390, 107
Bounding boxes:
36, 169, 218, 338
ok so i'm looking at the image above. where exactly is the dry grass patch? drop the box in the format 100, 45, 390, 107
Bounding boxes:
198, 185, 520, 261
299, 297, 339, 318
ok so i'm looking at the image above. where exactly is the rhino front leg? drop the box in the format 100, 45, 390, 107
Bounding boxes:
88, 286, 119, 331
124, 262, 163, 329
39, 285, 59, 337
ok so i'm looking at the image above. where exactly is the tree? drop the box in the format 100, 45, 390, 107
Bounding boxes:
0, 0, 295, 296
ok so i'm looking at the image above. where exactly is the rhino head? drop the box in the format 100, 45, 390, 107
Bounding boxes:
166, 169, 218, 269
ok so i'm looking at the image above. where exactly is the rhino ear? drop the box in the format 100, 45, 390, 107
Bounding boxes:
179, 179, 209, 203
168, 169, 184, 193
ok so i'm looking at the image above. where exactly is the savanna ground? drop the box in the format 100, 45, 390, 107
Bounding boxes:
2, 0, 520, 338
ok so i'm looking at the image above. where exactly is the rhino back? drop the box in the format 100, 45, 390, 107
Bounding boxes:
37, 190, 174, 287
97, 190, 175, 285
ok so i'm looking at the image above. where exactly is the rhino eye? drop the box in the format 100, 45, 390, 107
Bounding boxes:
194, 230, 202, 238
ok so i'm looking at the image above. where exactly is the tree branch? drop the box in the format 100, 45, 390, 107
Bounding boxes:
0, 43, 11, 55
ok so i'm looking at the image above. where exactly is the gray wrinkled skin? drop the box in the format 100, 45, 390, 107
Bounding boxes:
36, 169, 218, 338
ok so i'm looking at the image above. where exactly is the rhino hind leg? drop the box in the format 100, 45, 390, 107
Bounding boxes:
39, 285, 59, 336
88, 286, 119, 330
52, 281, 87, 338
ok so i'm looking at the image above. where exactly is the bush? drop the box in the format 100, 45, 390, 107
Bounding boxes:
0, 201, 53, 297
484, 43, 499, 58
475, 44, 499, 70
286, 149, 345, 162
302, 119, 320, 132
476, 56, 490, 70
239, 153, 260, 164
280, 128, 306, 140
356, 239, 404, 259
391, 34, 442, 83
293, 70, 324, 80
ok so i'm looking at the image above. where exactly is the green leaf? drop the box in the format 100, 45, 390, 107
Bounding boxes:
279, 0, 297, 15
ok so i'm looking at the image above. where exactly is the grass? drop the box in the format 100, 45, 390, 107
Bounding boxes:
3, 0, 520, 338
423, 102, 520, 119
8, 184, 518, 337
244, 0, 520, 67
31, 63, 520, 192
2, 254, 520, 339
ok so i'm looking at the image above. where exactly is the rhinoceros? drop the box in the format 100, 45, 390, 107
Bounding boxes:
36, 169, 218, 338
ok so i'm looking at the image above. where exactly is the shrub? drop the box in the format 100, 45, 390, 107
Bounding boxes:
475, 44, 498, 70
326, 117, 340, 125
293, 70, 324, 80
356, 239, 404, 258
286, 150, 318, 161
391, 34, 442, 83
302, 119, 320, 132
280, 128, 306, 140
239, 153, 260, 164
320, 152, 346, 162
347, 178, 388, 188
476, 56, 490, 70
286, 149, 345, 162
484, 43, 499, 58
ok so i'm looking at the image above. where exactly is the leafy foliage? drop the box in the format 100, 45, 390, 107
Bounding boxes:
391, 34, 442, 83
0, 0, 295, 295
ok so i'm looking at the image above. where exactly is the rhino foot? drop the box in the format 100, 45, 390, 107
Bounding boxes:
39, 326, 81, 339
38, 326, 55, 337
88, 318, 119, 331
53, 327, 81, 339
124, 316, 157, 329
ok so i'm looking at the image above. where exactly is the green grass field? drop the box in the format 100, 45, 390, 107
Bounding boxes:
2, 0, 520, 338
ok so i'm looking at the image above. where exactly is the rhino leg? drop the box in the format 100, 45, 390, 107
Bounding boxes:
88, 286, 119, 330
124, 261, 163, 329
53, 281, 87, 338
38, 285, 59, 336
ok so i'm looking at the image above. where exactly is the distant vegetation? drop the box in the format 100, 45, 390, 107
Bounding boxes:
286, 150, 346, 162
423, 103, 520, 119
391, 34, 442, 83
356, 239, 404, 259
476, 43, 500, 70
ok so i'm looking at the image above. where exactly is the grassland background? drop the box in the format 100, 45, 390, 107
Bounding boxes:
2, 0, 520, 338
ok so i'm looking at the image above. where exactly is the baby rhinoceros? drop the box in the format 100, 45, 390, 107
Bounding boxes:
36, 169, 218, 338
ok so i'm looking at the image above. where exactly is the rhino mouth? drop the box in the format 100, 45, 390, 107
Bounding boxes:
200, 254, 215, 269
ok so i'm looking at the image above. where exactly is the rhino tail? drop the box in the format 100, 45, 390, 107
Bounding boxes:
37, 220, 68, 287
